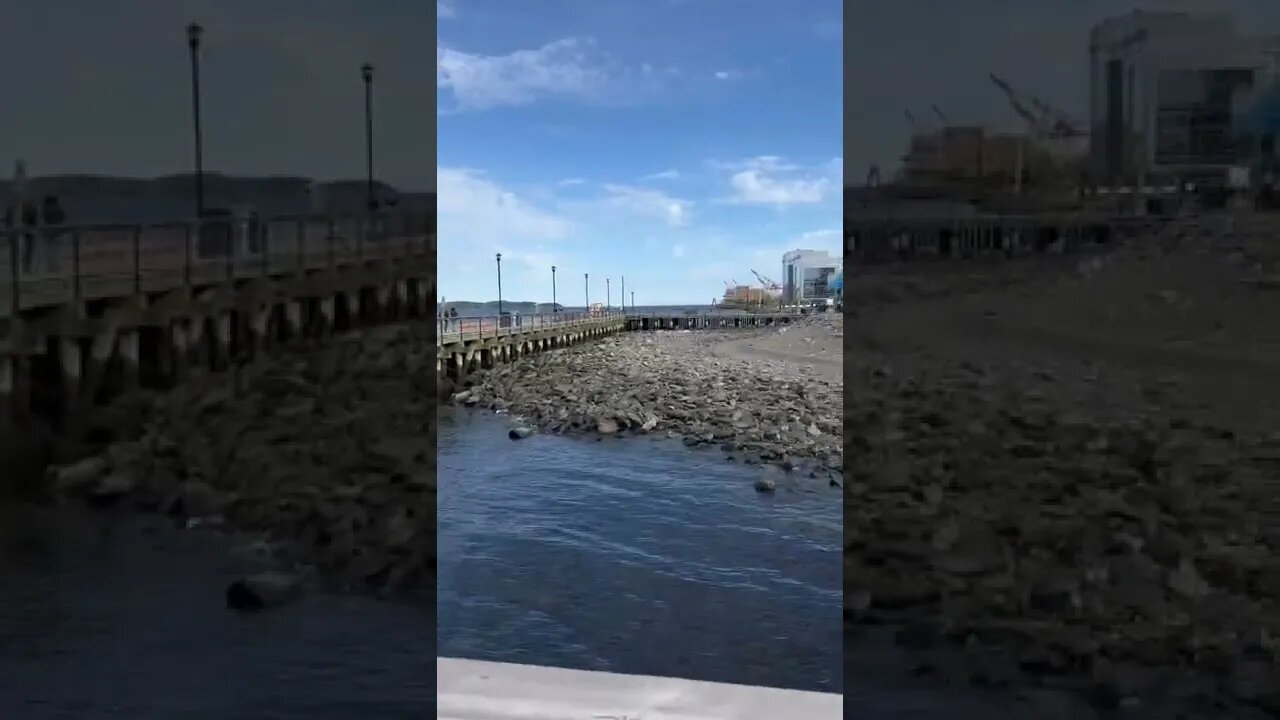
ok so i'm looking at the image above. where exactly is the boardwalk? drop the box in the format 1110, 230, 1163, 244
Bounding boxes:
0, 211, 434, 426
1, 212, 433, 320
437, 311, 620, 345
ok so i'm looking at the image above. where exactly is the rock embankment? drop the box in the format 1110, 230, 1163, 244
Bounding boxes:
453, 321, 843, 483
49, 323, 438, 603
844, 224, 1280, 718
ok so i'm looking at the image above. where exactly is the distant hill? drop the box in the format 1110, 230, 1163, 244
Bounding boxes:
0, 173, 435, 224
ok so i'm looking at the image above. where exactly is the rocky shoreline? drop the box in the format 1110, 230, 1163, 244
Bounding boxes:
449, 318, 844, 487
844, 223, 1280, 718
45, 323, 438, 607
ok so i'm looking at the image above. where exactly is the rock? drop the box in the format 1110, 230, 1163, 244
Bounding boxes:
88, 473, 135, 500
175, 480, 227, 518
508, 426, 534, 440
225, 571, 304, 611
754, 478, 777, 493
53, 456, 108, 492
596, 417, 619, 435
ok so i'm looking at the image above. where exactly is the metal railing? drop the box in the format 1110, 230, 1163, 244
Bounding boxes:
438, 310, 625, 344
1, 211, 434, 317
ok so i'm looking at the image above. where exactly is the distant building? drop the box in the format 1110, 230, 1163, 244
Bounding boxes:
781, 249, 841, 304
1088, 10, 1280, 186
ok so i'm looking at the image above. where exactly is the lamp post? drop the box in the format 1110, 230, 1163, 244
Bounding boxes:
606, 277, 610, 311
584, 272, 589, 311
361, 63, 376, 212
496, 252, 503, 316
186, 22, 205, 218
551, 265, 557, 313
631, 291, 635, 310
621, 276, 625, 313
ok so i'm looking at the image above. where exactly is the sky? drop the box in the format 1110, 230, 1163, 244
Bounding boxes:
845, 0, 1280, 185
437, 0, 842, 307
0, 0, 434, 192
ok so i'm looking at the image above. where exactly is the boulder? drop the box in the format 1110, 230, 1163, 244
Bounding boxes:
508, 426, 535, 440
225, 571, 304, 611
754, 478, 777, 493
53, 456, 108, 493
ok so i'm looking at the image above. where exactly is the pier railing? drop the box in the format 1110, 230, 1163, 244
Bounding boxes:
438, 311, 624, 345
0, 211, 434, 317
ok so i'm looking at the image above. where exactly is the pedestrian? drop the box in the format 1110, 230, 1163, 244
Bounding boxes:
19, 200, 38, 272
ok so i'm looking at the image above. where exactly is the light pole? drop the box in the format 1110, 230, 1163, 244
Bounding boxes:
584, 272, 589, 311
606, 277, 610, 311
551, 265, 557, 313
361, 63, 376, 212
631, 291, 635, 310
496, 252, 503, 316
186, 22, 205, 218
621, 276, 625, 313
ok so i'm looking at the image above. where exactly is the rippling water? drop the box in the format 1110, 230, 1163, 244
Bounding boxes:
0, 504, 434, 719
437, 407, 843, 692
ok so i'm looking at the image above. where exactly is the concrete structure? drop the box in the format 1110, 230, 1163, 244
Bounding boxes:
845, 213, 1118, 264
781, 249, 841, 304
437, 312, 626, 381
436, 311, 802, 384
1089, 11, 1280, 186
437, 657, 842, 720
0, 212, 434, 430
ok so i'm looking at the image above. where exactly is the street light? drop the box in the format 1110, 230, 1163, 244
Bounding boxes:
584, 272, 589, 311
361, 63, 376, 212
621, 276, 625, 313
551, 265, 557, 313
606, 277, 611, 311
631, 291, 635, 310
496, 252, 503, 316
186, 22, 205, 217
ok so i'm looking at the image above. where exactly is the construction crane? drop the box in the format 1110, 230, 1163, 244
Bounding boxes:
750, 269, 781, 291
904, 109, 919, 130
989, 72, 1087, 193
932, 104, 949, 125
989, 73, 1083, 138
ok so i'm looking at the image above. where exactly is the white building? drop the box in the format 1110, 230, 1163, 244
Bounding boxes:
1089, 11, 1280, 185
781, 249, 841, 304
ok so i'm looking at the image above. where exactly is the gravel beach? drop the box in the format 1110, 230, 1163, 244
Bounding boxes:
844, 217, 1280, 718
450, 315, 845, 486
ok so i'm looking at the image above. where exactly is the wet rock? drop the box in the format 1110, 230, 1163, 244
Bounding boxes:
88, 473, 135, 501
754, 478, 776, 493
52, 455, 108, 492
225, 571, 304, 610
508, 426, 535, 440
596, 417, 619, 435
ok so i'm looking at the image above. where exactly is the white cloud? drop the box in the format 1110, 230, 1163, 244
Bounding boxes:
598, 184, 692, 227
437, 38, 615, 111
715, 156, 837, 207
437, 167, 573, 246
642, 169, 680, 182
713, 70, 742, 81
438, 0, 456, 19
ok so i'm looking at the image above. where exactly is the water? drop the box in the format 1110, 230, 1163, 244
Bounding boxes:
438, 410, 1031, 716
437, 408, 843, 692
0, 504, 435, 719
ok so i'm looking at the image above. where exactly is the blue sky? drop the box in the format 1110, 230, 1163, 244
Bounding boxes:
437, 0, 842, 306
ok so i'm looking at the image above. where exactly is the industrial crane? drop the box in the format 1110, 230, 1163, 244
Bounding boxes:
932, 105, 949, 125
989, 72, 1087, 193
750, 269, 781, 291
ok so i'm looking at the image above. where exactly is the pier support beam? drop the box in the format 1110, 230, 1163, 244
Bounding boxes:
285, 301, 303, 340
61, 337, 83, 418
118, 329, 140, 391
0, 355, 12, 430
